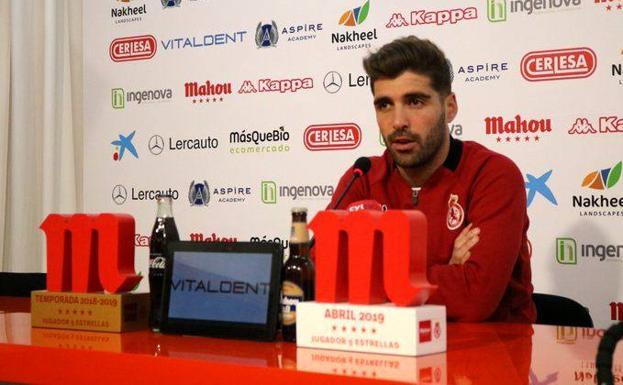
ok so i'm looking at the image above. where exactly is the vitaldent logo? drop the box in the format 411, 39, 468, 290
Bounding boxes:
304, 123, 361, 151
525, 170, 557, 207
520, 48, 596, 82
455, 62, 509, 83
111, 87, 172, 109
484, 115, 552, 143
109, 35, 157, 62
386, 7, 478, 27
332, 0, 377, 52
238, 77, 313, 94
572, 161, 623, 217
229, 126, 290, 154
160, 31, 246, 51
260, 181, 334, 203
184, 80, 232, 104
111, 1, 147, 25
568, 116, 623, 135
556, 237, 623, 264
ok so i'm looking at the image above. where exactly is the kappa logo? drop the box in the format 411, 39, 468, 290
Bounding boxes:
304, 123, 361, 151
569, 116, 623, 134
238, 77, 313, 94
109, 35, 157, 62
386, 7, 478, 28
255, 21, 278, 48
446, 194, 464, 230
521, 48, 596, 82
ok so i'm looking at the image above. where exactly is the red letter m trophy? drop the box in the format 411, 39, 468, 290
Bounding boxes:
31, 214, 149, 332
296, 210, 447, 356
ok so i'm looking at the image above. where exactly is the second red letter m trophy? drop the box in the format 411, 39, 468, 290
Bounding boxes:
297, 210, 447, 356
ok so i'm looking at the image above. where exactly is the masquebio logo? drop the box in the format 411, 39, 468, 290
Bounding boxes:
520, 48, 596, 82
525, 170, 557, 207
304, 123, 362, 151
568, 116, 623, 135
109, 35, 156, 62
386, 7, 478, 28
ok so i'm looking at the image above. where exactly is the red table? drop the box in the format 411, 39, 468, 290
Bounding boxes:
0, 296, 620, 385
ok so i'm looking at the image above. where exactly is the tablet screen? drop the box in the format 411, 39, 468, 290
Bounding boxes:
167, 251, 273, 324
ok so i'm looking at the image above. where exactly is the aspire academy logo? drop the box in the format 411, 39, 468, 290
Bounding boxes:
520, 47, 596, 81
109, 35, 156, 62
568, 116, 623, 135
304, 123, 361, 151
386, 7, 478, 28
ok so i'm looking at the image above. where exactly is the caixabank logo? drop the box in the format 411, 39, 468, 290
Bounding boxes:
555, 237, 623, 265
572, 161, 623, 216
386, 6, 478, 28
484, 114, 552, 143
568, 116, 623, 135
487, 0, 581, 22
331, 0, 378, 52
520, 47, 596, 82
304, 123, 361, 151
260, 181, 334, 204
111, 0, 147, 25
109, 35, 156, 62
184, 80, 232, 104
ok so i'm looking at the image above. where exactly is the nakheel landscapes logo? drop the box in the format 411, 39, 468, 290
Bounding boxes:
572, 161, 623, 216
332, 0, 378, 51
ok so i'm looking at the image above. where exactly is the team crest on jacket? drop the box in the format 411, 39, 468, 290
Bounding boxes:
446, 194, 464, 230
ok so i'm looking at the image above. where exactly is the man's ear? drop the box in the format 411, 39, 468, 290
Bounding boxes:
445, 92, 458, 123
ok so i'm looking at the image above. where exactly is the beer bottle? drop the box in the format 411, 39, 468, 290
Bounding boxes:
281, 207, 315, 342
149, 194, 180, 332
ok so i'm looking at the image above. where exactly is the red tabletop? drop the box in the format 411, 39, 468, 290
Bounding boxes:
0, 296, 620, 385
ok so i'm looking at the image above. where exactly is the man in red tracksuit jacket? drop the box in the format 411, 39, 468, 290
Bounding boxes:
327, 36, 536, 323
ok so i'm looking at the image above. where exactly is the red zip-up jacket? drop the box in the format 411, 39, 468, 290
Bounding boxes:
327, 137, 536, 323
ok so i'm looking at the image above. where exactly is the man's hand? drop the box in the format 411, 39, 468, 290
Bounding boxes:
449, 223, 480, 265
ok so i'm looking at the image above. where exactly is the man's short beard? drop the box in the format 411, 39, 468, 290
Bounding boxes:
385, 112, 446, 169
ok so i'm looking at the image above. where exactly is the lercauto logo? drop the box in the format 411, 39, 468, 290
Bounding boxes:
581, 161, 622, 190
556, 238, 576, 265
339, 0, 370, 26
109, 35, 156, 62
111, 131, 138, 161
525, 170, 557, 207
520, 48, 596, 82
304, 123, 361, 151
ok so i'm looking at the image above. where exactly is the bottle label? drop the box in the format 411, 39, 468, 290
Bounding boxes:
149, 254, 165, 270
281, 280, 304, 326
290, 222, 309, 243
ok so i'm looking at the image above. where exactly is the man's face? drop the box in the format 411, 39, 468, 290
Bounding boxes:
373, 71, 457, 169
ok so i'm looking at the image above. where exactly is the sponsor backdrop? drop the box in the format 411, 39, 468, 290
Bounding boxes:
84, 0, 622, 328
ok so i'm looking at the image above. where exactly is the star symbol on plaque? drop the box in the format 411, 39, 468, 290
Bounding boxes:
496, 137, 502, 142
534, 135, 540, 141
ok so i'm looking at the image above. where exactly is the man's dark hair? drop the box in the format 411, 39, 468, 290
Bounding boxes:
363, 36, 452, 96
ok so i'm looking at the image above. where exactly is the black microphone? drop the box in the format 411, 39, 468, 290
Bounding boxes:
309, 157, 371, 249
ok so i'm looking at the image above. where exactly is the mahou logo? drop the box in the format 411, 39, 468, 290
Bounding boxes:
184, 80, 232, 104
484, 115, 552, 143
109, 35, 157, 62
520, 48, 596, 81
304, 123, 361, 151
386, 7, 477, 28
